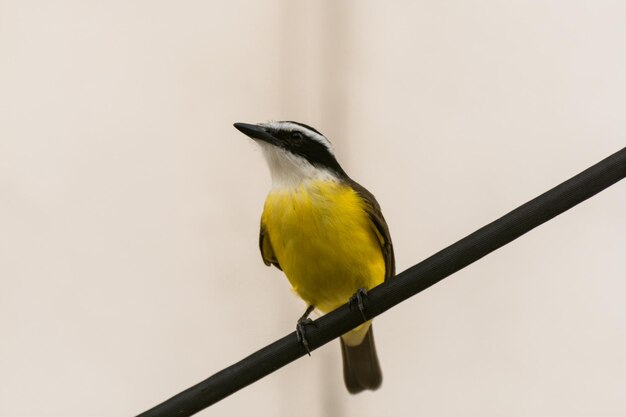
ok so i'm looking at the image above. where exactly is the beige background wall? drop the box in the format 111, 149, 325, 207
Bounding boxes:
1, 1, 625, 416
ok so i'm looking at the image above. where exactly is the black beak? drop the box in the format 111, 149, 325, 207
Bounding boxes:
233, 122, 277, 144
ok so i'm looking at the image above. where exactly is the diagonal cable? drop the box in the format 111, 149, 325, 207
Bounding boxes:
137, 147, 626, 417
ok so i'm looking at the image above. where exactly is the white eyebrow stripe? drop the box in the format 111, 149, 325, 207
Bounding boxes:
261, 121, 335, 154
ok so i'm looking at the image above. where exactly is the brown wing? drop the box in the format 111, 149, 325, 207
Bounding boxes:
347, 179, 395, 280
259, 219, 282, 270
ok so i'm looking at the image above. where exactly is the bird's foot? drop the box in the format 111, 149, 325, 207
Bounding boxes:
349, 288, 369, 322
296, 317, 316, 356
296, 305, 316, 356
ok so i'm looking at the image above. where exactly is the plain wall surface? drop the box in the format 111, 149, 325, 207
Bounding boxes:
1, 1, 625, 416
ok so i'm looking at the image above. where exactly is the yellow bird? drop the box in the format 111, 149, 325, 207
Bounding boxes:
234, 121, 395, 393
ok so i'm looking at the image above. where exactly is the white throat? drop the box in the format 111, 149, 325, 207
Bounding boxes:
259, 143, 339, 189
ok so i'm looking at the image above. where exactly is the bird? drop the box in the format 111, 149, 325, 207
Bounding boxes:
234, 120, 395, 394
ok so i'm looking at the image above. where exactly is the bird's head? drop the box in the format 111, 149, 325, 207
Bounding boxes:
234, 121, 346, 186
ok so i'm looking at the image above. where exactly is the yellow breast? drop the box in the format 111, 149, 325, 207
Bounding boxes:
262, 180, 385, 313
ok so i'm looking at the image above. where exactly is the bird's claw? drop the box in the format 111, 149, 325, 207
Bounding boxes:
349, 288, 369, 322
296, 317, 316, 356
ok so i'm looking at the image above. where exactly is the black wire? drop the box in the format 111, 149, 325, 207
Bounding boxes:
137, 147, 626, 417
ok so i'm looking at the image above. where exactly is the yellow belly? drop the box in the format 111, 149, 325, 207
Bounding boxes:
262, 180, 385, 313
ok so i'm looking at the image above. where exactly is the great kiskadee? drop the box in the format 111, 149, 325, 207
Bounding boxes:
234, 121, 395, 394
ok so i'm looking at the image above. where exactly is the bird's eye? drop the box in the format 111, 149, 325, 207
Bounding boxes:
291, 131, 304, 142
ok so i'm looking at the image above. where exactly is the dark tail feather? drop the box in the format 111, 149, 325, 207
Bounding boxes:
340, 325, 382, 394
